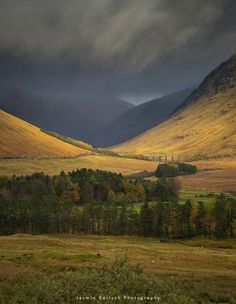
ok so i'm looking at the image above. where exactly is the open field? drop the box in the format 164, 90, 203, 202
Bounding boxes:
178, 169, 236, 192
179, 157, 236, 192
145, 157, 236, 192
179, 158, 236, 192
0, 234, 236, 302
0, 154, 157, 176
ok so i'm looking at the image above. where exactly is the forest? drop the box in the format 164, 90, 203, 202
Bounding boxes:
0, 169, 235, 239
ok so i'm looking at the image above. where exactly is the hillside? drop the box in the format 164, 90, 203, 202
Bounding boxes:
112, 55, 236, 158
92, 89, 192, 147
0, 109, 90, 157
0, 88, 134, 144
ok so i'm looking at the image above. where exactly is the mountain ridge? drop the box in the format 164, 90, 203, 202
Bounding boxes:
175, 54, 236, 112
112, 55, 236, 158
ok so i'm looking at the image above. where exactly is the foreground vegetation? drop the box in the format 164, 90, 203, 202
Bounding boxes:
0, 234, 236, 303
0, 257, 197, 304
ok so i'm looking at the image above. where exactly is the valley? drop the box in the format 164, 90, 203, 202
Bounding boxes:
0, 2, 235, 303
0, 53, 235, 304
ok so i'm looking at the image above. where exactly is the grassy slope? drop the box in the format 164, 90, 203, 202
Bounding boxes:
0, 109, 90, 157
0, 234, 236, 302
0, 109, 159, 177
112, 88, 236, 158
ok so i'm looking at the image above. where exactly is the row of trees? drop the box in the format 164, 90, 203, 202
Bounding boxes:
0, 170, 235, 238
0, 170, 178, 235
0, 193, 234, 238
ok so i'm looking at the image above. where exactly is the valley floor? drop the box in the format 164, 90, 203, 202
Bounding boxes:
0, 155, 235, 192
0, 234, 236, 302
0, 154, 157, 176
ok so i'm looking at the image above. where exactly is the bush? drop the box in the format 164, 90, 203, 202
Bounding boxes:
0, 259, 202, 304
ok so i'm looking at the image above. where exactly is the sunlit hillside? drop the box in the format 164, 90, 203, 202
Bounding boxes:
0, 109, 90, 157
112, 56, 236, 159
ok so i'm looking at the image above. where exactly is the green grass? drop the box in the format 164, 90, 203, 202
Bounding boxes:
0, 234, 236, 303
0, 257, 202, 304
40, 129, 93, 151
179, 191, 216, 210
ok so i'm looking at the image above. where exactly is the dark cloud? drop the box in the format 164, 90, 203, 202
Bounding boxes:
0, 0, 235, 69
0, 0, 235, 103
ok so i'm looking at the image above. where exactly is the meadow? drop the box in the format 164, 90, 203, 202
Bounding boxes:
0, 154, 157, 176
0, 234, 236, 303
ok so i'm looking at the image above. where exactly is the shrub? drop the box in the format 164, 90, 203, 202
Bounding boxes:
0, 259, 202, 303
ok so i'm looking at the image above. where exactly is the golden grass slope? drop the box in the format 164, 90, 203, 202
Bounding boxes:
0, 109, 89, 157
112, 87, 236, 158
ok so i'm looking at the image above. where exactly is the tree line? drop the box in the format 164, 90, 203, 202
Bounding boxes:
0, 169, 235, 239
156, 162, 197, 178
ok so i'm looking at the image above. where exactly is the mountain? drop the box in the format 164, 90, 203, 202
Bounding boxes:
0, 109, 90, 157
92, 89, 192, 147
0, 88, 134, 145
112, 55, 236, 158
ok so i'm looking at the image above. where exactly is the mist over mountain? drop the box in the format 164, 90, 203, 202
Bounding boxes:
0, 87, 133, 143
92, 89, 193, 147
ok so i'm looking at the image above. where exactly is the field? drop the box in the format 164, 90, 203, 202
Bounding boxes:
0, 154, 157, 176
0, 234, 236, 303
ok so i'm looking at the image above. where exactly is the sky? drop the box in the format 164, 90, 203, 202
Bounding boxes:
0, 0, 235, 104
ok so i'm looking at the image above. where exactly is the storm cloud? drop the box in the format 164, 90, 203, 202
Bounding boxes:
0, 0, 235, 72
0, 0, 235, 103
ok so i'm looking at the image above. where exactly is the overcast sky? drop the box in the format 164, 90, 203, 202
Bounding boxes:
0, 0, 235, 104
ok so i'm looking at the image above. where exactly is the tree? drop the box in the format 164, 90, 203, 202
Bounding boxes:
155, 178, 170, 201
177, 200, 193, 238
194, 201, 207, 235
214, 195, 227, 239
140, 203, 154, 237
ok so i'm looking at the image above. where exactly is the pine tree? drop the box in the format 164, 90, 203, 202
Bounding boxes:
140, 203, 154, 237
194, 201, 207, 235
214, 195, 227, 239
